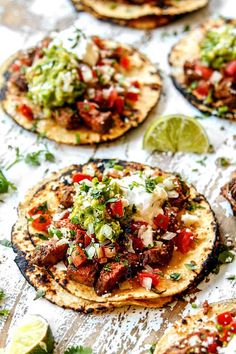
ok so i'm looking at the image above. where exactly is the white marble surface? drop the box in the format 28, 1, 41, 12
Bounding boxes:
0, 0, 236, 353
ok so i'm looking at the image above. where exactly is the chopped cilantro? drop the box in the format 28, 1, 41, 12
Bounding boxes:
103, 264, 111, 272
0, 239, 12, 248
34, 233, 49, 240
0, 309, 9, 317
145, 178, 156, 193
0, 170, 16, 194
148, 343, 156, 354
64, 345, 92, 354
169, 273, 182, 281
0, 289, 5, 301
196, 156, 207, 167
227, 275, 236, 281
34, 289, 46, 300
217, 157, 231, 168
75, 133, 81, 144
185, 261, 197, 271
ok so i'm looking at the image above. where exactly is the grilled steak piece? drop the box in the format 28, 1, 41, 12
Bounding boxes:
95, 253, 140, 295
67, 262, 99, 287
53, 108, 80, 130
221, 173, 236, 215
77, 102, 113, 134
169, 179, 190, 208
31, 240, 68, 267
142, 242, 173, 267
183, 61, 202, 85
10, 73, 28, 91
214, 78, 236, 109
55, 185, 75, 209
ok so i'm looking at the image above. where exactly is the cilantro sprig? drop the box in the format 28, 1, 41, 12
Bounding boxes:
64, 345, 92, 354
0, 170, 16, 194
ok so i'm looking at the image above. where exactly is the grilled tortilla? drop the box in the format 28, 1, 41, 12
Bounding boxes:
155, 299, 236, 353
12, 159, 217, 312
72, 0, 209, 29
0, 30, 161, 145
169, 18, 236, 120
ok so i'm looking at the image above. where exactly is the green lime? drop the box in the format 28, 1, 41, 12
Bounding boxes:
143, 114, 210, 154
8, 315, 54, 354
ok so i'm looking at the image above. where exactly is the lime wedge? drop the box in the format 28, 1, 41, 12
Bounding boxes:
8, 315, 54, 354
143, 115, 210, 154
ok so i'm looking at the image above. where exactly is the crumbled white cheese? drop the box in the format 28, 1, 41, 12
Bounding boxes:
181, 213, 199, 226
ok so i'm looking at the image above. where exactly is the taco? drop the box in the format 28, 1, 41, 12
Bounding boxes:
72, 0, 209, 29
169, 18, 236, 120
155, 299, 236, 353
12, 159, 217, 312
0, 29, 161, 145
221, 172, 236, 215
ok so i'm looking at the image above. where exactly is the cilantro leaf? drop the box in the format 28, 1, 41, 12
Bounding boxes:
64, 345, 92, 354
0, 170, 16, 194
145, 178, 156, 193
0, 239, 12, 248
25, 151, 42, 166
185, 261, 197, 271
34, 289, 45, 300
0, 289, 5, 302
0, 309, 9, 317
169, 273, 182, 281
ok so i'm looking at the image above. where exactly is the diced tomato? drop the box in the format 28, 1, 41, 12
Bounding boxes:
77, 101, 95, 113
72, 173, 93, 183
207, 342, 218, 353
225, 60, 236, 77
230, 321, 236, 334
126, 92, 139, 101
220, 329, 231, 343
84, 234, 92, 248
120, 55, 131, 70
195, 64, 213, 80
114, 96, 124, 114
132, 237, 144, 251
194, 81, 210, 97
131, 221, 148, 233
110, 200, 124, 218
176, 229, 194, 254
18, 104, 34, 121
138, 272, 160, 287
93, 36, 105, 49
28, 206, 43, 217
31, 214, 51, 232
217, 312, 233, 326
132, 80, 140, 88
20, 57, 32, 66
107, 89, 118, 108
71, 245, 87, 267
153, 214, 169, 231
11, 63, 20, 72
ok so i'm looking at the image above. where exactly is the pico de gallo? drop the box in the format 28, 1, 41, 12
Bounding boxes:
7, 29, 143, 134
28, 161, 202, 296
183, 22, 236, 115
165, 309, 236, 353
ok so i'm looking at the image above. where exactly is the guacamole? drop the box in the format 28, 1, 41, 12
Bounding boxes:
200, 24, 236, 69
70, 177, 123, 243
26, 45, 85, 108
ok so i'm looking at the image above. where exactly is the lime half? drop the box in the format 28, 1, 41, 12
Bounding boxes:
8, 315, 54, 354
143, 115, 210, 154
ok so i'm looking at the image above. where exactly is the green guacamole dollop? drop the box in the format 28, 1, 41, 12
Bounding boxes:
26, 45, 85, 108
200, 24, 236, 69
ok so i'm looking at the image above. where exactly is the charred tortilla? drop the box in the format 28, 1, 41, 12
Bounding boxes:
12, 159, 217, 312
169, 18, 236, 120
155, 299, 236, 353
0, 32, 161, 145
72, 0, 209, 29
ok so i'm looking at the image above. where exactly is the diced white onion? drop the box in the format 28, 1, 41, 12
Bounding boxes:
163, 177, 176, 190
210, 71, 222, 84
162, 232, 176, 240
126, 239, 135, 254
141, 277, 152, 290
138, 225, 153, 247
85, 245, 96, 259
100, 224, 113, 239
52, 210, 69, 222
81, 65, 93, 82
55, 262, 67, 271
181, 213, 199, 226
87, 223, 94, 236
167, 190, 179, 199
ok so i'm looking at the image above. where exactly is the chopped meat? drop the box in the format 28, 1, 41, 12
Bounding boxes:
95, 262, 127, 296
10, 73, 28, 91
183, 60, 201, 85
214, 78, 236, 109
55, 185, 75, 208
77, 102, 113, 134
67, 262, 98, 287
142, 242, 173, 267
31, 240, 68, 267
53, 108, 80, 130
53, 217, 78, 230
95, 252, 140, 295
221, 173, 236, 215
169, 179, 190, 208
202, 300, 212, 315
164, 330, 221, 354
